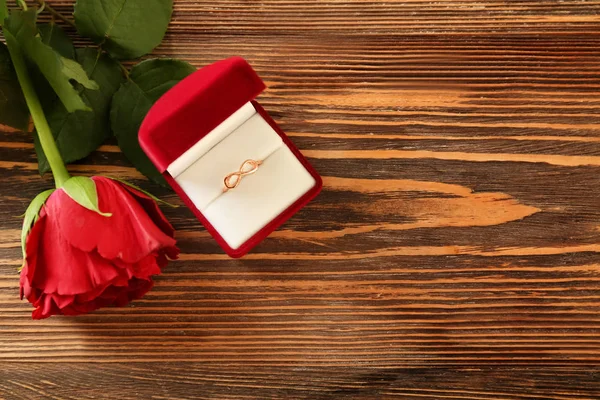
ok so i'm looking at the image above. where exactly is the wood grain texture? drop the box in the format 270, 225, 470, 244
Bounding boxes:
1, 0, 600, 399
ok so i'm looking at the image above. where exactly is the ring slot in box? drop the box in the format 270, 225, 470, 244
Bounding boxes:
139, 57, 322, 257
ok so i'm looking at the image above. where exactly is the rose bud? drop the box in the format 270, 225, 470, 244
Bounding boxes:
19, 176, 179, 319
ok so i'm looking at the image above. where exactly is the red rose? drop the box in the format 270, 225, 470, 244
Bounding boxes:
20, 176, 179, 319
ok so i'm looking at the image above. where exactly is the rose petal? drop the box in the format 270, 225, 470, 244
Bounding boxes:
27, 275, 155, 319
20, 207, 48, 290
113, 252, 162, 279
117, 179, 176, 238
32, 295, 60, 320
60, 300, 96, 316
30, 216, 121, 295
50, 293, 76, 309
117, 278, 153, 306
46, 176, 177, 264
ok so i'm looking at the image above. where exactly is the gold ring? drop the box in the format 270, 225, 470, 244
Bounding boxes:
223, 159, 263, 192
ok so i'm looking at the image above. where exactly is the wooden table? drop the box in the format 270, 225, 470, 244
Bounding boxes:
2, 1, 600, 399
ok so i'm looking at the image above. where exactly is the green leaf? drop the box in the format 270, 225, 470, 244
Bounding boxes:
110, 58, 195, 186
74, 0, 173, 60
62, 176, 112, 217
4, 9, 98, 112
0, 41, 29, 130
61, 57, 98, 90
34, 47, 125, 174
108, 176, 178, 207
20, 189, 54, 258
0, 0, 8, 24
38, 22, 75, 60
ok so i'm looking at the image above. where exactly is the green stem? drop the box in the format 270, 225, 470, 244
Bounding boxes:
3, 29, 70, 188
36, 0, 77, 29
117, 60, 130, 79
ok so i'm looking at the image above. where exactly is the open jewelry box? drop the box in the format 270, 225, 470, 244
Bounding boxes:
139, 57, 322, 257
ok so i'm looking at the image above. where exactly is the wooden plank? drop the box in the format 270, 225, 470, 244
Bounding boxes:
1, 364, 600, 400
1, 0, 600, 398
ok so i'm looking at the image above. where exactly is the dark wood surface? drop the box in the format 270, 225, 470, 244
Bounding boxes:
2, 1, 600, 399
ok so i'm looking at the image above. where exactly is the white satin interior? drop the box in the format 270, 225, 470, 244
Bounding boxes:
168, 102, 316, 250
167, 102, 257, 178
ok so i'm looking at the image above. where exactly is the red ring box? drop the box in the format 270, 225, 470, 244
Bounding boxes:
139, 57, 322, 257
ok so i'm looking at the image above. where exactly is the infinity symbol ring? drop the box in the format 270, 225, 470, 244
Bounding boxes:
223, 159, 263, 192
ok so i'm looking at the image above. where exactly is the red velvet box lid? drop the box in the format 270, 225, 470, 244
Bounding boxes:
139, 57, 266, 172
